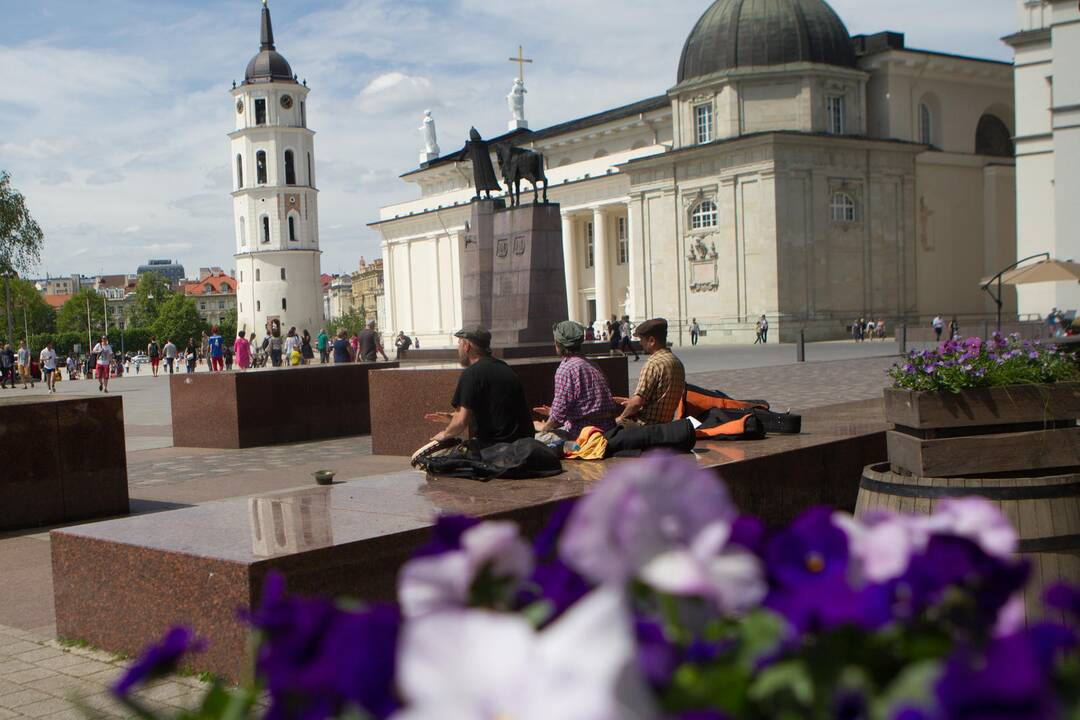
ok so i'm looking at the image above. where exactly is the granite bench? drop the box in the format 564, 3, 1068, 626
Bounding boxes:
51, 398, 884, 680
0, 395, 128, 531
170, 362, 398, 449
368, 356, 629, 456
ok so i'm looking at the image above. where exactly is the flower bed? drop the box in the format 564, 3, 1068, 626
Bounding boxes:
107, 454, 1080, 720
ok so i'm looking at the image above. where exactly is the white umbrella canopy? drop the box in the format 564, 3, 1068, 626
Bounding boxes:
996, 259, 1080, 285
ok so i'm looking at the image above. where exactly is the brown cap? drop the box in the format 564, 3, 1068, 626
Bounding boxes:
633, 318, 668, 338
454, 325, 492, 349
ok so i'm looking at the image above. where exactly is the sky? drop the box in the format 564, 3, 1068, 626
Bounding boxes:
1, 0, 1017, 280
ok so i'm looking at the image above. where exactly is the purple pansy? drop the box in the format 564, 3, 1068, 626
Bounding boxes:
1045, 582, 1080, 619
411, 514, 481, 559
112, 626, 206, 696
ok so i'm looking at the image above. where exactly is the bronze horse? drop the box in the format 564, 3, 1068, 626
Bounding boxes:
494, 144, 548, 207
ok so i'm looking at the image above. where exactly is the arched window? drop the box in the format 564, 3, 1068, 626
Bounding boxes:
256, 151, 267, 184
919, 103, 932, 145
284, 150, 296, 185
282, 298, 287, 311
204, 283, 213, 293
307, 153, 313, 186
830, 192, 857, 223
236, 154, 244, 189
280, 268, 286, 280
690, 200, 718, 229
238, 216, 246, 247
261, 216, 271, 244
976, 114, 1014, 157
255, 269, 261, 281
221, 283, 230, 292
288, 215, 297, 242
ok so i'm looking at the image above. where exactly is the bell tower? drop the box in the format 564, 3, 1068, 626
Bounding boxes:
231, 0, 323, 337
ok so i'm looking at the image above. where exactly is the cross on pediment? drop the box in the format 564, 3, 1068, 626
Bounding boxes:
508, 45, 533, 83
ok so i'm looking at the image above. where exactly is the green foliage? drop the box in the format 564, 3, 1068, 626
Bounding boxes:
0, 277, 54, 345
56, 288, 109, 336
129, 272, 172, 328
332, 308, 368, 337
152, 294, 206, 346
0, 171, 44, 275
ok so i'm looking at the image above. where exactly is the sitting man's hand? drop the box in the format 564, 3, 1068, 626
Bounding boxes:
612, 396, 629, 406
532, 405, 551, 418
424, 412, 454, 423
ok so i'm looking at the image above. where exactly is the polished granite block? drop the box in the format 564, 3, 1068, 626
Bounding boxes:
404, 341, 640, 363
51, 399, 884, 681
170, 363, 399, 449
0, 395, 128, 531
368, 356, 630, 456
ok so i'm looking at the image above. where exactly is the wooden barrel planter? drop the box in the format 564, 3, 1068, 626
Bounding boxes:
858, 463, 1080, 621
858, 381, 1080, 620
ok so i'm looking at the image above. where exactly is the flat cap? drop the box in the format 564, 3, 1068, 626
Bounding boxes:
634, 318, 668, 338
454, 325, 491, 348
552, 320, 585, 348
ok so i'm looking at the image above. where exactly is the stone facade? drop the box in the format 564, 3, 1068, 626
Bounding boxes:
351, 257, 384, 327
372, 17, 1016, 346
183, 268, 238, 328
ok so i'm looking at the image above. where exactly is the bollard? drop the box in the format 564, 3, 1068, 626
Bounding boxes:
900, 324, 907, 355
797, 330, 806, 363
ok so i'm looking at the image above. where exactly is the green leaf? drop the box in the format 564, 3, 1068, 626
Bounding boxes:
749, 659, 814, 709
735, 610, 786, 669
873, 660, 942, 720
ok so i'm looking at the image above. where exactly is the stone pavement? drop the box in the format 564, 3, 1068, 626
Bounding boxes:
0, 350, 903, 718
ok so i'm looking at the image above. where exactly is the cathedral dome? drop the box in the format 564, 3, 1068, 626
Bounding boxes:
677, 0, 856, 84
243, 2, 297, 84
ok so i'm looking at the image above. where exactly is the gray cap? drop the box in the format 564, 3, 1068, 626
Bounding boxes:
634, 318, 668, 338
552, 320, 585, 348
454, 325, 491, 349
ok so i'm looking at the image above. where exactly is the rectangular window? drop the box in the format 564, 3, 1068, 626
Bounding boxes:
585, 222, 595, 269
616, 217, 628, 265
218, 301, 225, 309
827, 95, 845, 135
200, 302, 206, 310
300, 101, 306, 128
694, 103, 713, 145
255, 98, 267, 126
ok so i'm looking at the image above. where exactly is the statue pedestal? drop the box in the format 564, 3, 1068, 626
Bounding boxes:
462, 200, 567, 346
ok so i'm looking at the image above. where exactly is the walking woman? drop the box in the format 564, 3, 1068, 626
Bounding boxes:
234, 330, 251, 371
185, 337, 198, 373
284, 327, 301, 367
300, 330, 315, 365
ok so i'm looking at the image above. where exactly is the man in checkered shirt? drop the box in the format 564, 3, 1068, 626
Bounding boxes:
536, 321, 617, 437
616, 318, 685, 425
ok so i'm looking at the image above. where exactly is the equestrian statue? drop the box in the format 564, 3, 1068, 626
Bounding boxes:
494, 144, 548, 207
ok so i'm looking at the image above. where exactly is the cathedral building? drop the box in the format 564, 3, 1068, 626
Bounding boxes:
231, 1, 324, 338
371, 0, 1017, 346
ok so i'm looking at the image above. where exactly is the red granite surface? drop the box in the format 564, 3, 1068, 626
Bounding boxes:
170, 363, 399, 449
368, 356, 630, 456
51, 399, 884, 681
0, 395, 128, 531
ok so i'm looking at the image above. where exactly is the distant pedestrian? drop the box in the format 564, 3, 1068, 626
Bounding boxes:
359, 321, 389, 362
865, 319, 876, 340
395, 330, 412, 360
200, 332, 210, 368
607, 315, 622, 356
690, 318, 700, 346
66, 355, 77, 381
163, 339, 177, 374
301, 330, 315, 365
207, 326, 225, 371
348, 331, 360, 362
185, 337, 198, 373
316, 328, 329, 364
876, 319, 886, 341
93, 336, 114, 392
932, 315, 944, 342
147, 337, 161, 377
852, 319, 862, 343
415, 337, 421, 349
268, 327, 283, 367
0, 344, 14, 389
333, 329, 352, 364
40, 341, 58, 393
949, 317, 960, 341
759, 315, 769, 344
618, 315, 639, 361
17, 340, 33, 389
234, 330, 251, 370
284, 327, 301, 367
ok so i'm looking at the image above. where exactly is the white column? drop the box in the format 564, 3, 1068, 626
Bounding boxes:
593, 207, 612, 326
561, 212, 580, 322
625, 200, 639, 322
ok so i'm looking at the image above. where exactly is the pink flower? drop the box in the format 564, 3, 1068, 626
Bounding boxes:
398, 521, 534, 618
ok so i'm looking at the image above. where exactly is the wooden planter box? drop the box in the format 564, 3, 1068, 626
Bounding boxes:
883, 382, 1080, 477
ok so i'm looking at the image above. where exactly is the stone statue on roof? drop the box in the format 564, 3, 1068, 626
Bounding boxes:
507, 77, 528, 130
458, 127, 501, 200
419, 110, 440, 164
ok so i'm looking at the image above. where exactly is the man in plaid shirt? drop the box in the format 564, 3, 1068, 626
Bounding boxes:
536, 321, 617, 437
617, 318, 685, 425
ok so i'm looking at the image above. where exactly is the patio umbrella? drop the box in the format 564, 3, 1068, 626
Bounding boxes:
997, 258, 1080, 285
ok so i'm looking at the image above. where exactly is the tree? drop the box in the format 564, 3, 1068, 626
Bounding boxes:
4, 277, 55, 344
151, 294, 206, 347
0, 171, 45, 344
332, 307, 368, 337
56, 288, 108, 341
129, 272, 172, 328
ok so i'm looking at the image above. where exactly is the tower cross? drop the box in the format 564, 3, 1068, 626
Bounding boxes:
508, 45, 533, 83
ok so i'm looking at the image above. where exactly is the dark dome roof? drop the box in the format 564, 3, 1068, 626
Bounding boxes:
677, 0, 856, 84
243, 3, 297, 84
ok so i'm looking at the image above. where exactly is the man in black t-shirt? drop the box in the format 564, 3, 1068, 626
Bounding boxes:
430, 326, 534, 445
